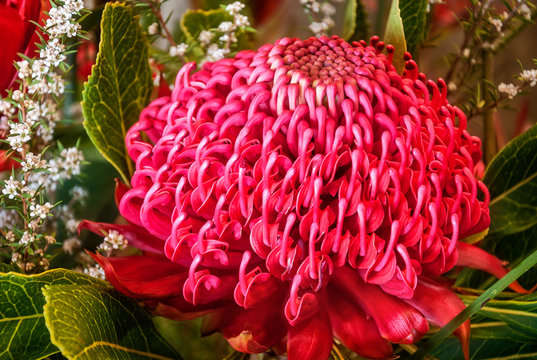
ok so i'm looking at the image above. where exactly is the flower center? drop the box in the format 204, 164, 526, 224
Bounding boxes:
279, 36, 390, 87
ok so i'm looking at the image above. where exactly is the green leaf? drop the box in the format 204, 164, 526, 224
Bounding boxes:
181, 8, 233, 44
0, 269, 107, 360
43, 285, 182, 360
0, 263, 18, 273
398, 0, 428, 54
342, 0, 357, 40
410, 246, 537, 359
484, 123, 537, 236
383, 0, 407, 74
82, 2, 152, 185
473, 296, 537, 338
347, 0, 369, 42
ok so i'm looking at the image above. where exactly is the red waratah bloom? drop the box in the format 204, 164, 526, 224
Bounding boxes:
81, 36, 527, 359
0, 0, 50, 96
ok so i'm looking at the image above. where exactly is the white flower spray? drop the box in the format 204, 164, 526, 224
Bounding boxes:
0, 0, 86, 272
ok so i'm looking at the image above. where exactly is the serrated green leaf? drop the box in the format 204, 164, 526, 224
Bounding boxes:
399, 0, 428, 54
484, 123, 537, 236
82, 2, 152, 185
0, 269, 107, 360
43, 285, 182, 360
384, 0, 407, 74
348, 0, 369, 42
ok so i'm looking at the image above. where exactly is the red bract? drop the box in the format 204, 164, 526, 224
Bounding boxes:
0, 0, 49, 96
83, 36, 526, 360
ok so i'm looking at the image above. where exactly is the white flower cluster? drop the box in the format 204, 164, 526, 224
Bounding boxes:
169, 43, 189, 57
301, 0, 342, 36
84, 264, 106, 279
518, 3, 532, 20
50, 147, 84, 180
19, 231, 36, 246
45, 0, 83, 38
21, 152, 47, 172
63, 236, 81, 255
498, 82, 520, 99
29, 202, 53, 219
8, 122, 32, 152
203, 2, 250, 63
98, 229, 128, 252
520, 69, 537, 87
2, 177, 33, 200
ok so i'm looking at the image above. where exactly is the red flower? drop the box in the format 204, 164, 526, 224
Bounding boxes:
0, 0, 50, 96
82, 36, 526, 359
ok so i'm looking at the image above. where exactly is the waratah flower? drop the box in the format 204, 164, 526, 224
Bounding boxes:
82, 35, 527, 360
0, 0, 50, 95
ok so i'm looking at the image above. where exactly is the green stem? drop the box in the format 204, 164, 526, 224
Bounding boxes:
483, 50, 496, 164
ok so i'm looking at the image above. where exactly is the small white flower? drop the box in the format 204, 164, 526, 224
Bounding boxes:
520, 69, 537, 87
29, 202, 53, 219
226, 1, 245, 15
63, 236, 82, 255
218, 21, 235, 32
12, 90, 24, 101
98, 229, 128, 252
321, 3, 336, 16
84, 264, 106, 279
205, 44, 229, 62
19, 231, 35, 246
489, 17, 503, 33
233, 14, 250, 27
148, 22, 159, 35
8, 122, 32, 152
17, 60, 32, 79
498, 82, 519, 99
169, 43, 189, 57
199, 30, 214, 45
518, 3, 532, 20
309, 21, 329, 36
462, 48, 471, 58
21, 152, 47, 172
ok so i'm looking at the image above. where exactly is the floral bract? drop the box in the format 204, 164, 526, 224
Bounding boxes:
83, 35, 524, 360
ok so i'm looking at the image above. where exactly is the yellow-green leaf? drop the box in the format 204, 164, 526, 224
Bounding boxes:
82, 2, 152, 185
43, 285, 182, 360
383, 0, 407, 74
0, 269, 107, 360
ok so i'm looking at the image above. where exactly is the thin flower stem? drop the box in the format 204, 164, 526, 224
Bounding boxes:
482, 50, 496, 164
143, 0, 176, 46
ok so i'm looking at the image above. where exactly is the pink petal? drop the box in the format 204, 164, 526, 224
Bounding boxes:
91, 252, 185, 298
325, 287, 393, 359
456, 242, 528, 293
403, 279, 470, 360
287, 308, 333, 360
332, 267, 429, 344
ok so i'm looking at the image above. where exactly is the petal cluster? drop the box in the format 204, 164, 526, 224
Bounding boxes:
85, 36, 518, 359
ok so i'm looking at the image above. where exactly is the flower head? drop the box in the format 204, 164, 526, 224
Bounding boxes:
83, 36, 526, 360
